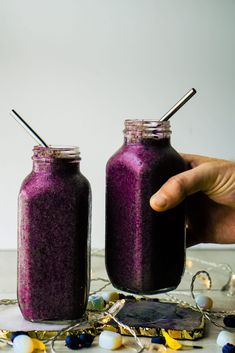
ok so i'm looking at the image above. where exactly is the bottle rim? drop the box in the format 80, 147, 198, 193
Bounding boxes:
124, 119, 171, 140
33, 145, 81, 160
125, 118, 170, 124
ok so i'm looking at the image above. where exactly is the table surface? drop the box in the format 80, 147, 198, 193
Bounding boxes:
1, 248, 235, 353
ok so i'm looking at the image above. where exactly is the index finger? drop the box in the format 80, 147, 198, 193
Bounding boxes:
180, 153, 220, 168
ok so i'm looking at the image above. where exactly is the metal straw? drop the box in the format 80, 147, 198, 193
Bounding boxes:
10, 109, 48, 147
160, 88, 196, 121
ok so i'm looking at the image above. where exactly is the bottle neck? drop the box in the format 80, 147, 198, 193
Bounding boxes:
32, 146, 81, 173
123, 119, 171, 144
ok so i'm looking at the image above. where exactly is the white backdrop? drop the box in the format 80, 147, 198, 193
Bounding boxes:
0, 0, 234, 249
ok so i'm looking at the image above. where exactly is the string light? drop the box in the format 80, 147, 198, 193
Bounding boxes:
186, 256, 234, 293
1, 252, 235, 352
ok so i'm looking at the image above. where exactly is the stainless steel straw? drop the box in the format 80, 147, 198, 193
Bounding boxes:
160, 88, 196, 121
10, 109, 48, 147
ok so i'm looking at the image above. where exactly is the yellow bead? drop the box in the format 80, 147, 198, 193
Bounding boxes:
32, 338, 45, 351
161, 330, 182, 350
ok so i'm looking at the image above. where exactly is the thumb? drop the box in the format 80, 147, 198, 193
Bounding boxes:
150, 165, 209, 211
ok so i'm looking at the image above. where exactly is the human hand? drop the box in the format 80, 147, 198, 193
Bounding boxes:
150, 154, 235, 246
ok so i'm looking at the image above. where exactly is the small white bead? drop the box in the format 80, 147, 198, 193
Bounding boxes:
13, 335, 34, 353
195, 294, 213, 310
102, 292, 119, 303
99, 330, 122, 350
217, 330, 235, 347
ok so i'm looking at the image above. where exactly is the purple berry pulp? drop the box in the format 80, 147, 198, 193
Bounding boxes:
106, 137, 186, 294
17, 147, 91, 321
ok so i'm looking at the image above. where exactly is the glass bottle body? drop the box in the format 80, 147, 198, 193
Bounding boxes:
18, 146, 91, 322
105, 120, 186, 294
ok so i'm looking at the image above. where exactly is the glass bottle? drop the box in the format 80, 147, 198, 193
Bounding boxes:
105, 120, 186, 294
18, 146, 91, 322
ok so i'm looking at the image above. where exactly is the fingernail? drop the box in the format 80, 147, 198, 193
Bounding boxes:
151, 193, 168, 209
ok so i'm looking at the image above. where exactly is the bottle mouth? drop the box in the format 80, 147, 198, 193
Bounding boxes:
124, 119, 171, 140
33, 145, 81, 160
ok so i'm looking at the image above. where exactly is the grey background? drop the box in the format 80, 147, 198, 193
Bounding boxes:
0, 0, 234, 249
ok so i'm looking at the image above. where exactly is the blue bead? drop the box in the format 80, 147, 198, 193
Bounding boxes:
224, 315, 235, 328
65, 335, 82, 350
151, 336, 166, 345
222, 343, 235, 353
11, 332, 30, 342
79, 333, 94, 347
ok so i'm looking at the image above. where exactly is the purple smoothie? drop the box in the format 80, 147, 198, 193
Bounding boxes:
105, 120, 186, 294
18, 146, 91, 322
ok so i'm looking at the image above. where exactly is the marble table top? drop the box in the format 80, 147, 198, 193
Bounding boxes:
0, 248, 235, 353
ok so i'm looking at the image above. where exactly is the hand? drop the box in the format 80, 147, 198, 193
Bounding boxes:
150, 154, 235, 246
